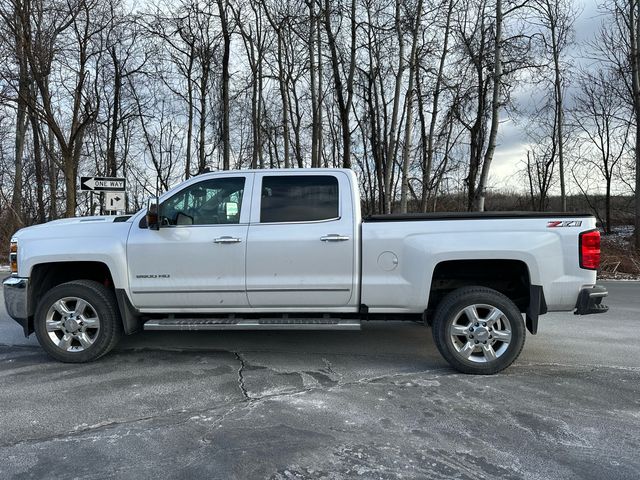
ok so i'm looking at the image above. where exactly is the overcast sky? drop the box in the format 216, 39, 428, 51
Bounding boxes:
490, 0, 605, 192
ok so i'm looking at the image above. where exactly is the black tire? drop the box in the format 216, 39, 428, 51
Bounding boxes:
34, 280, 123, 363
431, 286, 526, 375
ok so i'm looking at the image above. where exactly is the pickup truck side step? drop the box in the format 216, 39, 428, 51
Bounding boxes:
143, 318, 362, 331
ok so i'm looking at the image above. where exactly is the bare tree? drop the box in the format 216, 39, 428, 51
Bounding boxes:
399, 0, 424, 213
103, 8, 147, 177
0, 0, 635, 237
418, 0, 455, 212
586, 0, 640, 246
522, 145, 557, 211
322, 0, 356, 169
308, 0, 322, 168
0, 0, 32, 228
573, 69, 631, 233
232, 1, 270, 169
16, 0, 108, 217
530, 0, 577, 212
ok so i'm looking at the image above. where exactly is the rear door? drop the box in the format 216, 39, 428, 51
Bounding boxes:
246, 172, 355, 307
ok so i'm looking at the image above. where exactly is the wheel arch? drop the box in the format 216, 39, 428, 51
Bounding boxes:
427, 259, 545, 334
27, 262, 140, 336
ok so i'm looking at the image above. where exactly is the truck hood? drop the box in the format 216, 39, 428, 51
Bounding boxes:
12, 215, 133, 240
10, 215, 136, 280
39, 215, 130, 227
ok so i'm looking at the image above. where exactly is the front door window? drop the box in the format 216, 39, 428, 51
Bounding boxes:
160, 177, 245, 226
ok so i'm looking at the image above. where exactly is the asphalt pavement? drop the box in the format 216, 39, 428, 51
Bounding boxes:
0, 279, 638, 479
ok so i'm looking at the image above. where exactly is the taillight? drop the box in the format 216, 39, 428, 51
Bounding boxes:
579, 230, 600, 270
9, 240, 18, 274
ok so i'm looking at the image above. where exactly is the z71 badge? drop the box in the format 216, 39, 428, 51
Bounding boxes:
547, 220, 582, 228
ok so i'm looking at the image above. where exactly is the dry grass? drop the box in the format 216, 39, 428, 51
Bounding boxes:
600, 226, 640, 279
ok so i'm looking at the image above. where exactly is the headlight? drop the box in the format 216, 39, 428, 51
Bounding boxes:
9, 240, 17, 274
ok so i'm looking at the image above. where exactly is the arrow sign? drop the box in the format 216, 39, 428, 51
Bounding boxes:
80, 176, 126, 192
104, 192, 126, 212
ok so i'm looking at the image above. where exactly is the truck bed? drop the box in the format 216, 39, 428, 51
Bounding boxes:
364, 212, 594, 222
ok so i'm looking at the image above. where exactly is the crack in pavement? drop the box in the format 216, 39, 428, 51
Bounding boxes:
513, 361, 640, 372
2, 354, 638, 454
0, 388, 316, 450
231, 351, 317, 403
234, 351, 251, 401
322, 357, 338, 377
0, 404, 236, 449
0, 344, 40, 350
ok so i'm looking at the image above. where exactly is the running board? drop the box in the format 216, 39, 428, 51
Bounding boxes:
143, 318, 361, 331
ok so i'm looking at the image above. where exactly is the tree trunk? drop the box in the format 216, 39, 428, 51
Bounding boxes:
63, 148, 76, 217
344, 0, 356, 168
11, 5, 29, 229
631, 1, 640, 249
526, 151, 535, 210
384, 0, 405, 214
250, 66, 259, 169
107, 46, 120, 177
550, 10, 567, 212
323, 0, 355, 169
400, 0, 424, 213
276, 34, 290, 168
605, 176, 612, 234
288, 87, 304, 168
317, 14, 323, 167
199, 58, 209, 173
474, 0, 503, 211
12, 84, 27, 229
365, 34, 384, 213
636, 121, 640, 247
258, 61, 265, 169
30, 112, 46, 222
47, 121, 58, 219
309, 0, 319, 168
217, 0, 231, 170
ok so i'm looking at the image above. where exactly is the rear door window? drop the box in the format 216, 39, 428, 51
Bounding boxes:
260, 175, 339, 223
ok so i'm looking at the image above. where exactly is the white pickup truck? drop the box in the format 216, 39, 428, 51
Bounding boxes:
4, 169, 608, 374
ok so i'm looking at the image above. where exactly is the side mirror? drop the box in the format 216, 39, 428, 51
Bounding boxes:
147, 197, 160, 230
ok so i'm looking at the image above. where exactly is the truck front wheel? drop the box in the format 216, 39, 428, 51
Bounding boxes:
431, 286, 526, 375
34, 280, 123, 363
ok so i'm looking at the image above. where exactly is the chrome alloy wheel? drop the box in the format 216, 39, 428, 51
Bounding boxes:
448, 304, 512, 363
45, 297, 101, 352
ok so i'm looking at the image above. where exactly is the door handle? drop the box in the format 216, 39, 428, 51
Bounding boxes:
214, 236, 242, 244
320, 234, 350, 242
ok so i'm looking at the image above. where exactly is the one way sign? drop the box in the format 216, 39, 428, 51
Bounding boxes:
80, 176, 126, 192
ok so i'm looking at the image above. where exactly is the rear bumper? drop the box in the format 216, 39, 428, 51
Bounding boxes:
3, 276, 30, 334
574, 285, 609, 315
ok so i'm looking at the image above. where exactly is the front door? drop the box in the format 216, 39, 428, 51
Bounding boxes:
127, 174, 252, 310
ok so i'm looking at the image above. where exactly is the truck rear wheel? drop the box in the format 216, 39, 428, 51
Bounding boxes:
34, 280, 123, 363
431, 286, 525, 374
